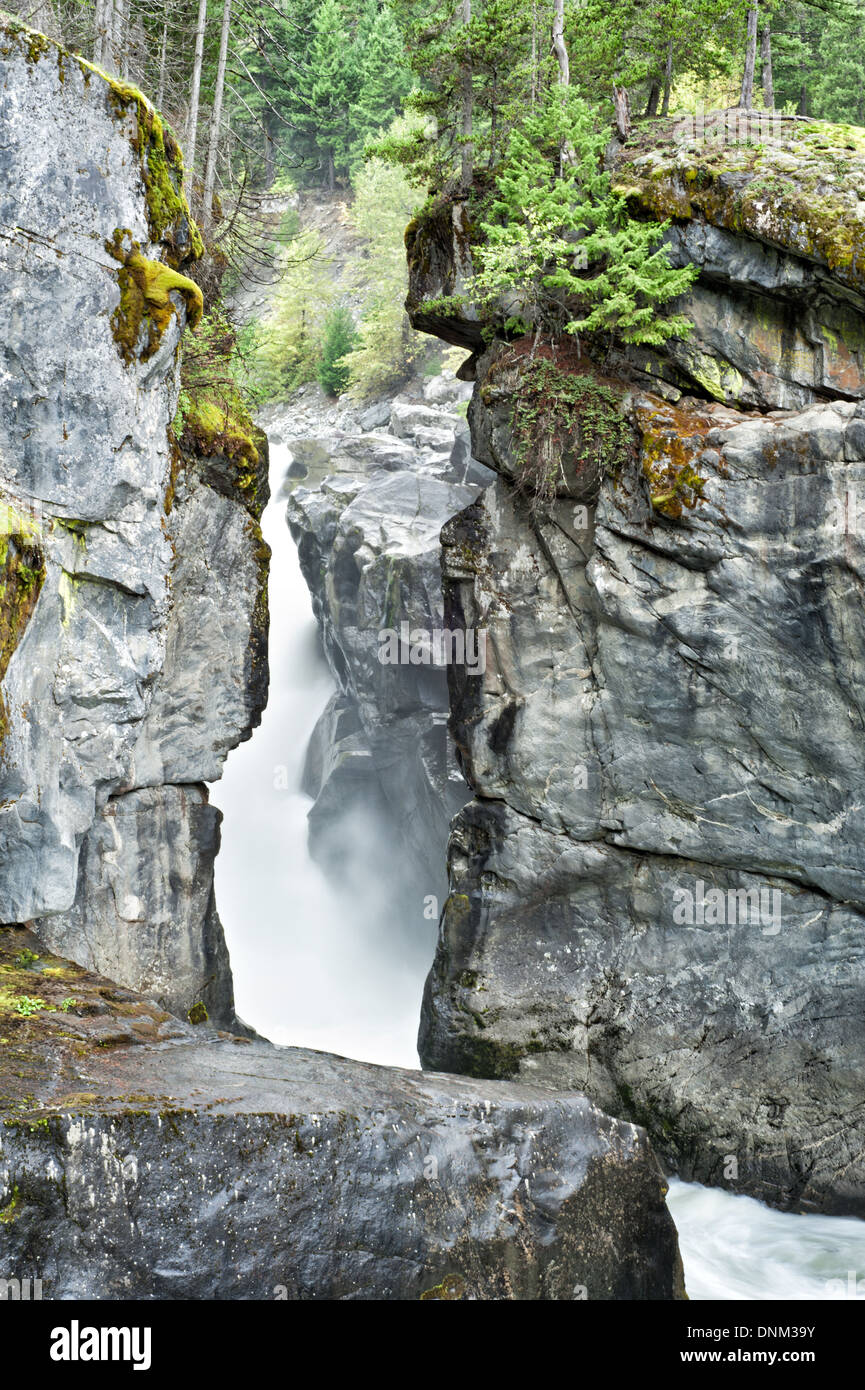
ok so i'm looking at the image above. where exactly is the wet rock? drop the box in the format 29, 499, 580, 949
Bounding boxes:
420, 381, 865, 1214
0, 23, 266, 1026
0, 927, 684, 1301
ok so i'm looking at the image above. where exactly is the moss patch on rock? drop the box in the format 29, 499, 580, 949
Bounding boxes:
0, 927, 192, 1123
0, 507, 46, 757
477, 337, 637, 515
106, 230, 203, 366
635, 396, 716, 520
612, 110, 865, 295
103, 77, 204, 267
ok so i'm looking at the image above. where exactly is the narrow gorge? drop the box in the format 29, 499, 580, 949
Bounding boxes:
2, 4, 865, 1311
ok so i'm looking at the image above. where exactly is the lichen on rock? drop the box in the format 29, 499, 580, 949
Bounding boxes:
106, 230, 203, 365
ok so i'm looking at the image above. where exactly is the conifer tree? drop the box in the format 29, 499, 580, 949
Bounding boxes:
318, 305, 358, 393
471, 89, 697, 346
352, 0, 412, 166
307, 0, 360, 187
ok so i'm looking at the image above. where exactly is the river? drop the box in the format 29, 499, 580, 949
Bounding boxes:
211, 433, 865, 1303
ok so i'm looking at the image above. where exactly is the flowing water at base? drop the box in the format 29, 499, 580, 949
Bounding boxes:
212, 438, 865, 1301
668, 1180, 865, 1300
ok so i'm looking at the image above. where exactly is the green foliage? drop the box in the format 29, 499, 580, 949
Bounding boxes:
236, 0, 412, 189
771, 0, 862, 120
173, 302, 262, 489
246, 229, 335, 399
471, 89, 697, 347
342, 151, 428, 399
14, 995, 47, 1018
318, 305, 359, 394
505, 350, 634, 514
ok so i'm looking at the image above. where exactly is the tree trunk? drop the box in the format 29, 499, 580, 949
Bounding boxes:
761, 22, 774, 109
202, 0, 232, 234
114, 0, 129, 78
740, 0, 758, 108
645, 80, 661, 118
530, 0, 537, 107
459, 0, 473, 192
93, 0, 110, 65
552, 0, 569, 85
613, 85, 631, 141
326, 151, 335, 193
185, 0, 208, 183
156, 0, 169, 111
798, 81, 808, 117
661, 37, 673, 116
264, 127, 275, 189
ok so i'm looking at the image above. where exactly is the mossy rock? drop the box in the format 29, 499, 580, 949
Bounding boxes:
106, 230, 203, 366
611, 110, 865, 294
0, 14, 202, 268
0, 513, 46, 757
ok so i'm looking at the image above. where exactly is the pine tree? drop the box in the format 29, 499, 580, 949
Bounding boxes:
812, 1, 865, 123
471, 88, 697, 347
318, 305, 358, 393
306, 0, 360, 187
352, 1, 412, 166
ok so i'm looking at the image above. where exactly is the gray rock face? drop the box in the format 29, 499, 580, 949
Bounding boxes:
405, 172, 865, 1214
0, 24, 267, 1026
0, 1034, 684, 1300
420, 368, 865, 1215
34, 786, 234, 1025
649, 221, 865, 410
285, 401, 493, 896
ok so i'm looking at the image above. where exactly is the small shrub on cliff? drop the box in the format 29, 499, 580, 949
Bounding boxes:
502, 346, 635, 515
173, 305, 261, 489
472, 88, 697, 347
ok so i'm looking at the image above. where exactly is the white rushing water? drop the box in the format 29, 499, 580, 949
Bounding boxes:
668, 1180, 865, 1300
210, 440, 426, 1068
211, 434, 865, 1302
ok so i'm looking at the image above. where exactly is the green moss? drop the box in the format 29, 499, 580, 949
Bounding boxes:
0, 1186, 20, 1224
420, 1273, 467, 1301
97, 72, 203, 266
106, 231, 203, 366
636, 398, 710, 520
0, 517, 46, 757
613, 113, 865, 293
496, 345, 633, 514
177, 393, 261, 512
187, 1001, 208, 1026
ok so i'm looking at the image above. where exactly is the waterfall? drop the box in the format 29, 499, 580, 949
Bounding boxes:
210, 439, 427, 1067
211, 430, 865, 1303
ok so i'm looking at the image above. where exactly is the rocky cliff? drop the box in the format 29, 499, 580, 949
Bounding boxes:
408, 112, 865, 1215
283, 379, 491, 901
0, 925, 683, 1298
0, 18, 267, 1026
0, 20, 686, 1300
